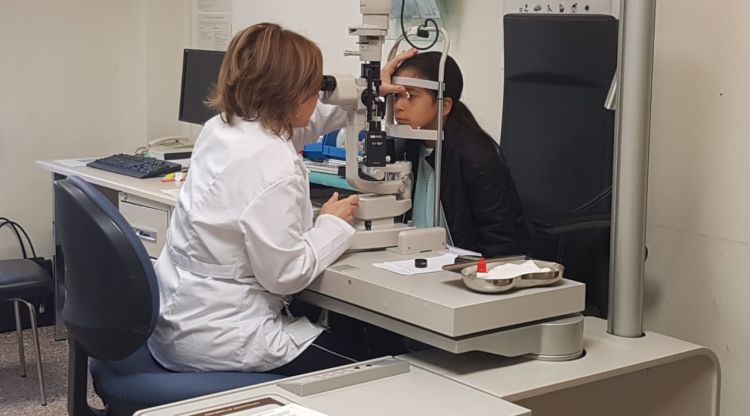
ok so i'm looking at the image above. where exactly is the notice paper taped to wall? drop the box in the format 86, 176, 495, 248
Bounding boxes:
194, 0, 232, 50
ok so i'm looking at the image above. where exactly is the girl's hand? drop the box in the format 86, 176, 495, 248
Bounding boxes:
380, 48, 418, 96
320, 192, 360, 224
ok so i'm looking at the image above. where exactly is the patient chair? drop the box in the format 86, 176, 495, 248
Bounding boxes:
500, 13, 619, 317
54, 176, 283, 416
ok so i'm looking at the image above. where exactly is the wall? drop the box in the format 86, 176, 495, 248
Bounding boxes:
231, 2, 364, 77
145, 1, 191, 140
644, 1, 750, 415
0, 0, 187, 260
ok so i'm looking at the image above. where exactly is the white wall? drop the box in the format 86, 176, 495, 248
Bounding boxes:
145, 1, 191, 140
644, 1, 750, 415
0, 0, 186, 259
233, 1, 361, 76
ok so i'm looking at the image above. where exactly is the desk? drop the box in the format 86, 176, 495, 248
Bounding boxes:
38, 159, 588, 357
38, 159, 720, 415
299, 249, 586, 359
404, 317, 720, 416
37, 159, 180, 206
135, 318, 719, 416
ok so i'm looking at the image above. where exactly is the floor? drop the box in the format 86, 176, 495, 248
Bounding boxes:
0, 325, 102, 415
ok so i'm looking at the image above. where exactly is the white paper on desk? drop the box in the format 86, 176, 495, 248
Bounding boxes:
57, 158, 96, 168
480, 260, 552, 280
373, 253, 457, 276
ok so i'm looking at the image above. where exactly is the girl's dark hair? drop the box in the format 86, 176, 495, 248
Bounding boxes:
395, 51, 487, 135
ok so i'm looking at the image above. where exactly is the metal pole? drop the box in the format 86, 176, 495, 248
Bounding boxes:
433, 29, 449, 227
608, 0, 657, 337
434, 81, 444, 227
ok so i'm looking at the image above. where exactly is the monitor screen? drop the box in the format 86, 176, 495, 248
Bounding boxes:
178, 49, 225, 125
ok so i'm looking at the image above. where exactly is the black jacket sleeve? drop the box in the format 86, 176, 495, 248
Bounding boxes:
461, 147, 529, 257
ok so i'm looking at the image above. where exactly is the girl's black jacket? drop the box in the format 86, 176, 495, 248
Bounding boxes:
398, 122, 529, 258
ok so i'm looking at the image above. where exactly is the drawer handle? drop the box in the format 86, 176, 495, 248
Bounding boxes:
133, 227, 157, 243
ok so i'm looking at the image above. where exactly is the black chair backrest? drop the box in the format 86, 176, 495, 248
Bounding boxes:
501, 14, 618, 222
54, 176, 158, 360
500, 14, 619, 316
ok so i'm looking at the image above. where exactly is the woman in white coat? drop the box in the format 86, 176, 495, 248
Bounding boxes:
147, 23, 381, 375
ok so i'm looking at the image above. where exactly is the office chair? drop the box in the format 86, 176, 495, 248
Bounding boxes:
0, 248, 52, 406
500, 14, 619, 317
54, 176, 283, 416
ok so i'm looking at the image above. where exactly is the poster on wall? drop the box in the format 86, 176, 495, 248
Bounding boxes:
195, 0, 232, 50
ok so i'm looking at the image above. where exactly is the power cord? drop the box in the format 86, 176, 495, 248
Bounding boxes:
400, 0, 440, 50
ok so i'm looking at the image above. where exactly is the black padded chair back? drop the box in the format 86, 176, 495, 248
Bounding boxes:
500, 14, 618, 316
54, 176, 158, 360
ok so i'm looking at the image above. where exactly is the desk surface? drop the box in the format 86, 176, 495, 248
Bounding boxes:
38, 159, 180, 207
39, 159, 356, 205
308, 250, 585, 337
403, 316, 718, 401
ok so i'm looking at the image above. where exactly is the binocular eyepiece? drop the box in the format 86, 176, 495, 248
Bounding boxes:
320, 75, 337, 92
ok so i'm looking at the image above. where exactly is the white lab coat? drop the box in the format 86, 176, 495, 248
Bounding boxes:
147, 103, 353, 372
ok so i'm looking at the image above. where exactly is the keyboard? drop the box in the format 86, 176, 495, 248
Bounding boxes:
87, 154, 182, 179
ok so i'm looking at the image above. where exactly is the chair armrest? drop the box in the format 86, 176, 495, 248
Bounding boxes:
532, 214, 611, 235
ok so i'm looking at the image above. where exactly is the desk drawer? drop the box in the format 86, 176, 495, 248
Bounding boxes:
119, 193, 171, 258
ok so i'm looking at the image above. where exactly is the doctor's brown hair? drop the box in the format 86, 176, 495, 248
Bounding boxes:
207, 23, 323, 137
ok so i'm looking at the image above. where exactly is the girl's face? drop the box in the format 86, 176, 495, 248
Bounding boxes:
292, 93, 319, 128
392, 68, 438, 130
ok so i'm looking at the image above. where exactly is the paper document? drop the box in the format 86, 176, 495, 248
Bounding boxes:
480, 260, 551, 280
57, 158, 96, 168
373, 253, 457, 276
198, 13, 232, 50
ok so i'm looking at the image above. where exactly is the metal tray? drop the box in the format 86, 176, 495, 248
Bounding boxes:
459, 259, 564, 294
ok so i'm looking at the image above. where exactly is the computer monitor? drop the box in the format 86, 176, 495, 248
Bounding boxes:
178, 49, 225, 125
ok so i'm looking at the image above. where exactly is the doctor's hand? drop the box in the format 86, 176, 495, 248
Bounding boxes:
320, 192, 360, 224
380, 48, 418, 96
